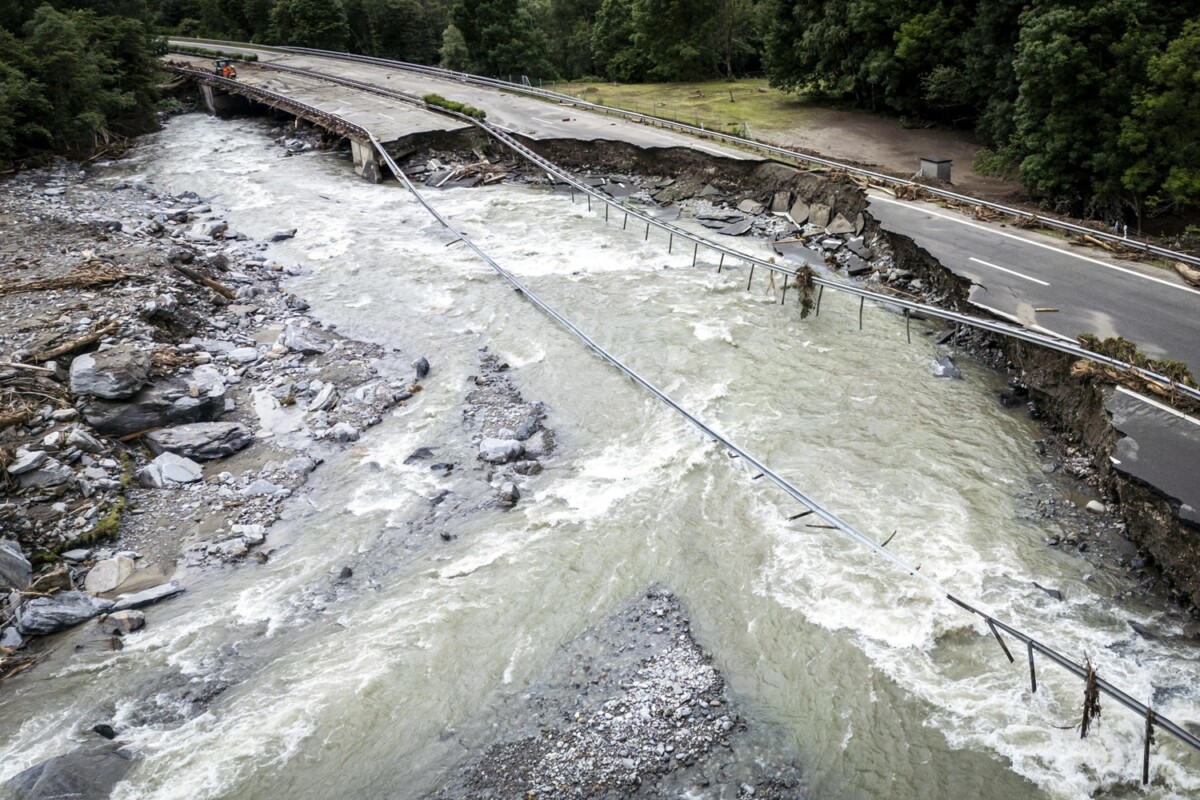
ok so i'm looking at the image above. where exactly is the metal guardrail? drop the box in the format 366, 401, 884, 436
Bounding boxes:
177, 54, 1200, 407
198, 39, 1200, 270
165, 57, 1200, 777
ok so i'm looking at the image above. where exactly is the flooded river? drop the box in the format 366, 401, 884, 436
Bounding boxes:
2, 115, 1198, 799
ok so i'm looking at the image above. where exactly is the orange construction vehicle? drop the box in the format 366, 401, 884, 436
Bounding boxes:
213, 59, 237, 79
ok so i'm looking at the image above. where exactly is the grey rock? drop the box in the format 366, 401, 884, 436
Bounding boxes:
1085, 500, 1106, 514
0, 540, 32, 592
227, 346, 259, 364
809, 203, 832, 228
145, 422, 253, 460
854, 212, 865, 235
280, 323, 331, 355
0, 625, 23, 649
98, 610, 145, 635
138, 452, 203, 488
60, 548, 93, 563
328, 422, 359, 443
83, 379, 225, 437
66, 428, 105, 453
717, 219, 753, 236
110, 581, 184, 611
479, 438, 524, 464
241, 478, 282, 497
18, 460, 75, 490
413, 356, 430, 380
268, 228, 297, 242
770, 191, 791, 213
17, 592, 113, 635
361, 160, 383, 184
307, 384, 338, 412
188, 364, 226, 397
83, 556, 136, 594
934, 355, 963, 380
845, 237, 870, 258
231, 524, 266, 545
7, 449, 47, 476
498, 481, 520, 506
282, 456, 319, 474
5, 745, 134, 800
69, 346, 152, 400
522, 430, 551, 459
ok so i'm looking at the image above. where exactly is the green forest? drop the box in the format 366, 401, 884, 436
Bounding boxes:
2, 0, 1198, 226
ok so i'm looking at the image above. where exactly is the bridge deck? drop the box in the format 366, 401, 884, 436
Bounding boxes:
172, 55, 470, 143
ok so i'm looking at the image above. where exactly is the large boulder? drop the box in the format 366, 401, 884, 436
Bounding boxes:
144, 422, 253, 461
6, 745, 134, 799
138, 452, 204, 487
82, 379, 224, 437
83, 556, 137, 594
17, 592, 113, 635
0, 540, 32, 592
69, 346, 152, 400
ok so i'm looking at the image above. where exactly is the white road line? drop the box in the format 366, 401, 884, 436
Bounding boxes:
870, 193, 1200, 298
968, 256, 1050, 286
1116, 385, 1200, 427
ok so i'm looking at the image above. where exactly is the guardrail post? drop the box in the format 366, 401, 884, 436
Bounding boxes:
746, 263, 755, 291
645, 222, 650, 241
905, 309, 911, 343
623, 212, 628, 231
718, 253, 724, 273
605, 204, 609, 223
692, 242, 698, 267
669, 233, 673, 253
587, 194, 591, 211
858, 297, 865, 330
815, 285, 824, 316
1027, 642, 1037, 693
1144, 709, 1156, 785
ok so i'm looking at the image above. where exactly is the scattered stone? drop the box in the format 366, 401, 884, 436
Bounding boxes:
737, 198, 765, 215
826, 213, 855, 235
328, 421, 359, 443
7, 449, 48, 476
92, 724, 118, 740
1085, 500, 1106, 514
139, 451, 204, 487
498, 481, 520, 506
479, 437, 524, 464
268, 228, 297, 242
144, 422, 254, 460
60, 549, 93, 563
770, 191, 791, 214
413, 356, 430, 380
241, 479, 282, 497
338, 566, 353, 580
17, 592, 113, 635
280, 323, 331, 355
98, 610, 145, 635
933, 355, 962, 380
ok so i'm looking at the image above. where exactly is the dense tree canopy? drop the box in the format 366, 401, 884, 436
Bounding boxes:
3, 0, 1200, 222
0, 2, 161, 166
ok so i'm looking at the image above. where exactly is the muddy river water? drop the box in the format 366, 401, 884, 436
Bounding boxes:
2, 115, 1198, 799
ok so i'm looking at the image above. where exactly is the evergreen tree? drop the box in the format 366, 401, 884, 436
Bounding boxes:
270, 0, 351, 50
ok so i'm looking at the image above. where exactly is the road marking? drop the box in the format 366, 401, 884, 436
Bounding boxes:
968, 256, 1049, 286
1115, 386, 1200, 427
970, 302, 1077, 343
869, 193, 1200, 298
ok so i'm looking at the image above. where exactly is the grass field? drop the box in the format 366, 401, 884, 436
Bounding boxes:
547, 78, 814, 136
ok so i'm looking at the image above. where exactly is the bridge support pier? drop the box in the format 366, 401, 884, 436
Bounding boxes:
198, 83, 251, 116
351, 139, 384, 183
